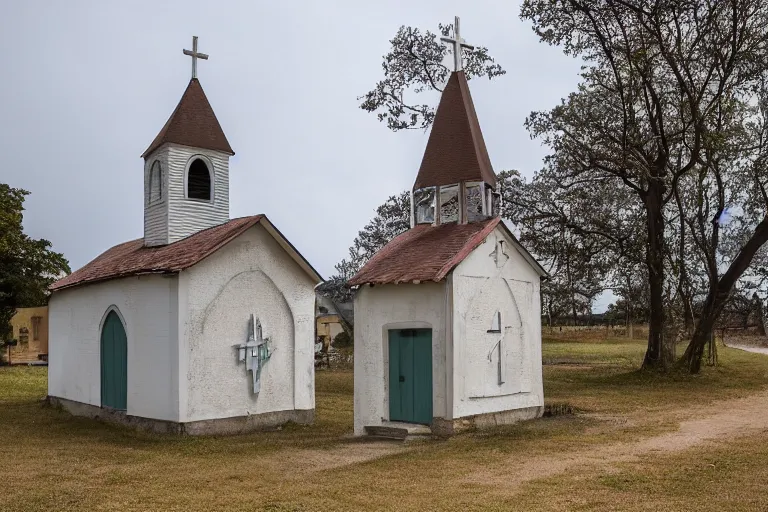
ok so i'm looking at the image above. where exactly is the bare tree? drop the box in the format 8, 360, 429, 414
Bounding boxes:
359, 21, 505, 131
520, 0, 768, 371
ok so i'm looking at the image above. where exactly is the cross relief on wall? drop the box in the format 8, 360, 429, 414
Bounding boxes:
234, 314, 273, 394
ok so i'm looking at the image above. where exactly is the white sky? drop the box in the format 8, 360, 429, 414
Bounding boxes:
1, 1, 615, 311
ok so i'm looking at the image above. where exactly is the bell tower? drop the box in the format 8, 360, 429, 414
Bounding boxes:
410, 18, 499, 228
142, 37, 235, 247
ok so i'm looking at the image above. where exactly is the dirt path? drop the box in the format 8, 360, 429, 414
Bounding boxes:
282, 384, 768, 490
726, 343, 768, 355
465, 387, 768, 493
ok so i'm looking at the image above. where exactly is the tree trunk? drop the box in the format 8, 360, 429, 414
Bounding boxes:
674, 186, 694, 332
755, 294, 766, 336
642, 183, 673, 369
625, 274, 633, 339
682, 216, 768, 372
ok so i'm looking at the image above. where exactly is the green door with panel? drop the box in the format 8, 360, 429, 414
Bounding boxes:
101, 310, 127, 410
388, 329, 432, 424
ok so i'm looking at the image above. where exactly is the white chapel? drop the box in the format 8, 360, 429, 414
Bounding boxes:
349, 19, 547, 437
47, 38, 322, 435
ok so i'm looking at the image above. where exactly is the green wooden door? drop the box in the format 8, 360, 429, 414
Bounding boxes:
101, 311, 127, 410
389, 329, 432, 424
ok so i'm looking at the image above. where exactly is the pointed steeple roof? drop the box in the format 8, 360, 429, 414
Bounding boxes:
142, 78, 234, 158
413, 71, 495, 190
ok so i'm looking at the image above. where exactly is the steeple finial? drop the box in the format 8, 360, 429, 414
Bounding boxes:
183, 36, 209, 79
440, 16, 475, 72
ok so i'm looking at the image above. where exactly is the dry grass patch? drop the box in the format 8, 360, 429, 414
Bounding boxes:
2, 337, 768, 510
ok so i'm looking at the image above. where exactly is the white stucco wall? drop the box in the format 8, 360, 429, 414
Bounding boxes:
451, 226, 544, 418
179, 224, 316, 423
48, 275, 180, 421
352, 282, 448, 435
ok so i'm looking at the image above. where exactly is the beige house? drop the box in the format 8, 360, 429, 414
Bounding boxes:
6, 306, 49, 364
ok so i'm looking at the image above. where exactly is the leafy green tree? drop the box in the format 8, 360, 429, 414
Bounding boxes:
360, 20, 505, 131
0, 184, 70, 346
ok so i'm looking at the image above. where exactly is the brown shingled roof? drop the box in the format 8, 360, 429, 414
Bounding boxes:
413, 71, 496, 190
348, 219, 500, 286
50, 216, 322, 292
142, 78, 234, 158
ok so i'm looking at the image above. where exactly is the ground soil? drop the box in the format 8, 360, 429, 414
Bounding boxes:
276, 371, 768, 496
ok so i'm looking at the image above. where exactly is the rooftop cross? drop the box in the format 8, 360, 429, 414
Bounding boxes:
441, 16, 475, 72
183, 36, 209, 79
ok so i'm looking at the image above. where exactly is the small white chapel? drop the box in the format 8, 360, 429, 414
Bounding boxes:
349, 19, 547, 437
47, 38, 322, 435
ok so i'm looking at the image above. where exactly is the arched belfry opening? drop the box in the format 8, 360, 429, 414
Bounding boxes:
148, 161, 162, 203
187, 158, 212, 201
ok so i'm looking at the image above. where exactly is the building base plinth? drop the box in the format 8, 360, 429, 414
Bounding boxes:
47, 396, 314, 436
431, 406, 543, 436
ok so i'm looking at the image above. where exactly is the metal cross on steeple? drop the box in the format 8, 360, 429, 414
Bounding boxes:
183, 36, 209, 79
441, 16, 475, 72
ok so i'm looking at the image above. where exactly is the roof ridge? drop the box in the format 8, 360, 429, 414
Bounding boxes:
434, 217, 500, 280
348, 219, 500, 286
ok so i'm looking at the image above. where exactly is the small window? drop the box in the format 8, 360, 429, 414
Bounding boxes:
491, 191, 501, 217
148, 161, 162, 203
414, 187, 436, 224
187, 159, 211, 200
31, 316, 41, 341
440, 185, 459, 223
466, 182, 485, 222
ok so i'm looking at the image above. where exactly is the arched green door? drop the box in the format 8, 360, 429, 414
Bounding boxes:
101, 310, 127, 410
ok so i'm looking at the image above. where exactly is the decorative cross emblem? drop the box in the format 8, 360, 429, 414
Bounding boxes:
490, 240, 509, 268
234, 314, 272, 394
183, 36, 209, 79
441, 16, 475, 72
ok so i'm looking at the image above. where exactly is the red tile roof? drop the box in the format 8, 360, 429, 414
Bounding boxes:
348, 218, 501, 286
413, 71, 496, 190
51, 216, 261, 291
142, 78, 234, 158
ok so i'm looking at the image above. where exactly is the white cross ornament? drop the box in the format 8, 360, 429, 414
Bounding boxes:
441, 16, 475, 72
234, 314, 272, 394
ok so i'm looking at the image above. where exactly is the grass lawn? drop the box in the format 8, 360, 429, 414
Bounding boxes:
2, 335, 768, 511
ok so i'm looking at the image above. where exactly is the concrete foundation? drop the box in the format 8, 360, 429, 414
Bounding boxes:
431, 405, 544, 436
47, 396, 314, 436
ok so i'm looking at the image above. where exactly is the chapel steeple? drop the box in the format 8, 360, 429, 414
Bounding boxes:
142, 36, 235, 247
411, 18, 499, 227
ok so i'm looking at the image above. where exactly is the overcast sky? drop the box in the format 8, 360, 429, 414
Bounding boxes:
1, 1, 616, 310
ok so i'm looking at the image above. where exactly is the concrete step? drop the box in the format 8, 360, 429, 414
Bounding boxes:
364, 422, 432, 441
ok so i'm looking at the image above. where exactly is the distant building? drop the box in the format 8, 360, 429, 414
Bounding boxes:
5, 307, 49, 364
315, 294, 353, 350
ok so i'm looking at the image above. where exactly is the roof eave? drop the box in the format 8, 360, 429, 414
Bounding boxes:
258, 217, 324, 284
50, 270, 179, 293
495, 220, 549, 278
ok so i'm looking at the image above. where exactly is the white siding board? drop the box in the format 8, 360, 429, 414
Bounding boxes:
142, 143, 231, 246
143, 151, 169, 247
